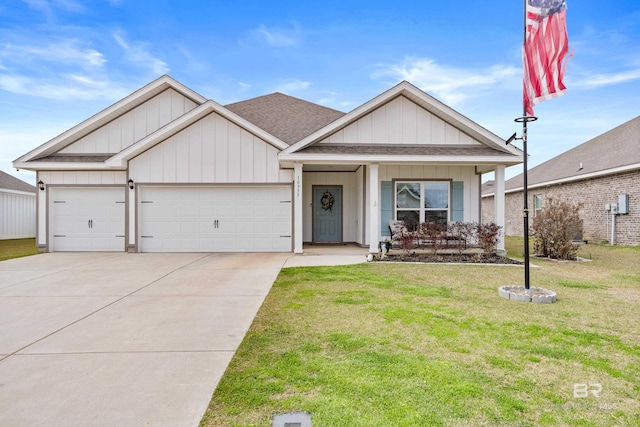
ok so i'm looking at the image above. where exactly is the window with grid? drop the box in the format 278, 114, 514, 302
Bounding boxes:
534, 194, 543, 216
395, 181, 450, 228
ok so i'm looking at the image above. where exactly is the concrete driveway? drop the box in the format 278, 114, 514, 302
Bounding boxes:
0, 252, 290, 426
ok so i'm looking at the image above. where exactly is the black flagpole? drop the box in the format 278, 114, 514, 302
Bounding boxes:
517, 0, 537, 290
515, 116, 536, 290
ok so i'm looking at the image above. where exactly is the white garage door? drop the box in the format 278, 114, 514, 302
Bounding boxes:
139, 186, 292, 252
51, 187, 125, 252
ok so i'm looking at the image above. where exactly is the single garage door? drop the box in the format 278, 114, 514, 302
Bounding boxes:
50, 187, 126, 251
139, 186, 292, 252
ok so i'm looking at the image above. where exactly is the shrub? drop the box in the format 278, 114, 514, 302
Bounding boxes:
475, 222, 502, 255
390, 220, 417, 254
420, 221, 447, 255
531, 197, 583, 260
448, 221, 474, 254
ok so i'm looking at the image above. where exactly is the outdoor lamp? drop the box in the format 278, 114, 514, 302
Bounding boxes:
128, 178, 134, 190
38, 180, 45, 191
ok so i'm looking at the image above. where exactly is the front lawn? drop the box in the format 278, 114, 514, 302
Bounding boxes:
201, 238, 640, 426
0, 238, 39, 261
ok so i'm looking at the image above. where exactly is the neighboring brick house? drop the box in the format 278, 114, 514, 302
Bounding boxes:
482, 115, 640, 246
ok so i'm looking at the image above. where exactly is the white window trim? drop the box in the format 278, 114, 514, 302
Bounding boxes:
394, 180, 451, 223
534, 194, 543, 216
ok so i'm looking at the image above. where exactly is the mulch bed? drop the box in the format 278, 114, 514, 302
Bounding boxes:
378, 252, 524, 265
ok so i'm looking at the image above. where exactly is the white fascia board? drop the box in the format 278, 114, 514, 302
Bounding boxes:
0, 189, 36, 196
163, 76, 208, 104
283, 81, 521, 156
279, 153, 523, 166
400, 84, 521, 156
505, 163, 640, 194
213, 102, 289, 151
12, 161, 117, 171
282, 83, 407, 154
14, 75, 207, 164
106, 100, 288, 168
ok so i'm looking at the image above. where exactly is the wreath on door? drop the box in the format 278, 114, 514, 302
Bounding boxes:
320, 191, 335, 212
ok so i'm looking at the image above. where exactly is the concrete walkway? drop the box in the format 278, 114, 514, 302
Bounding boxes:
0, 250, 365, 426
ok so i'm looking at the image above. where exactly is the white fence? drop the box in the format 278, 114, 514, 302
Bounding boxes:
0, 190, 36, 240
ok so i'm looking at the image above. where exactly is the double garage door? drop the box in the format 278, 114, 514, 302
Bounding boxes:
50, 186, 292, 252
139, 186, 292, 252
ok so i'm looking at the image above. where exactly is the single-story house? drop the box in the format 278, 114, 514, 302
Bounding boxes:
482, 115, 640, 246
14, 75, 523, 253
0, 170, 36, 240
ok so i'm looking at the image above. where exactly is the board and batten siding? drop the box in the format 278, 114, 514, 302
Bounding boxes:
318, 96, 481, 146
129, 112, 292, 184
60, 89, 199, 154
0, 190, 36, 240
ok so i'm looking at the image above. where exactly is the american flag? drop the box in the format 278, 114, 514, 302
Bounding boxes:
523, 0, 570, 116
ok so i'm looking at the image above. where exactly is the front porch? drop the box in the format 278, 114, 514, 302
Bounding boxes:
291, 163, 509, 255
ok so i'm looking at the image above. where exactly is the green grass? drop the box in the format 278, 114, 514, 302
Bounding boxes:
201, 237, 640, 426
0, 238, 39, 261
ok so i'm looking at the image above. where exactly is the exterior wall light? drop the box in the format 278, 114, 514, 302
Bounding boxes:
128, 178, 134, 190
38, 180, 45, 191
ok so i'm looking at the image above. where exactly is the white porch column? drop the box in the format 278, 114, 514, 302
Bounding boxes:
368, 164, 380, 253
36, 178, 47, 248
293, 163, 303, 254
494, 165, 506, 251
128, 180, 136, 252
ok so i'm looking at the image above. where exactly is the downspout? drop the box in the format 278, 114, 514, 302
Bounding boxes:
611, 205, 617, 245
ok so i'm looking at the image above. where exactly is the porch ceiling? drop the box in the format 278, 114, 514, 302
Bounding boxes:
302, 164, 360, 172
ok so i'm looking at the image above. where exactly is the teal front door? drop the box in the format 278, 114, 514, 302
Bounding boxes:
313, 186, 342, 243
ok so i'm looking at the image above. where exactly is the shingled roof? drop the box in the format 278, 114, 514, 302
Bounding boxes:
503, 115, 640, 192
0, 170, 36, 193
225, 93, 345, 145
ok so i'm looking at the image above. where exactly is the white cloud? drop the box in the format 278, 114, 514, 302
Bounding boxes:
274, 79, 311, 94
176, 45, 207, 73
373, 57, 519, 106
112, 30, 169, 75
0, 74, 128, 101
576, 68, 640, 89
21, 0, 85, 17
0, 39, 106, 68
245, 23, 301, 48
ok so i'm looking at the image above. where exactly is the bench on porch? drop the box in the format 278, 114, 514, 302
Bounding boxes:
387, 220, 469, 251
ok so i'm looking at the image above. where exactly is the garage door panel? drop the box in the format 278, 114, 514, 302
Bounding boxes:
51, 187, 125, 252
139, 186, 291, 252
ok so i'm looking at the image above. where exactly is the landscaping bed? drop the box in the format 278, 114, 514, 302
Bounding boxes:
379, 252, 523, 264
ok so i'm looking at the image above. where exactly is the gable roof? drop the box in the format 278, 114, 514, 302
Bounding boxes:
282, 81, 522, 157
225, 93, 345, 145
0, 170, 36, 193
501, 115, 640, 193
14, 75, 207, 166
105, 100, 288, 169
14, 77, 524, 173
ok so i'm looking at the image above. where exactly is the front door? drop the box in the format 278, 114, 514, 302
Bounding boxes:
313, 186, 342, 243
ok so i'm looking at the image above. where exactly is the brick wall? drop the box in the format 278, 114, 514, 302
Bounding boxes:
482, 170, 640, 246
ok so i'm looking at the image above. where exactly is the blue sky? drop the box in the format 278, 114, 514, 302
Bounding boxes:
2, 0, 640, 185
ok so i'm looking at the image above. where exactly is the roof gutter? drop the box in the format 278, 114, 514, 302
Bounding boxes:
485, 162, 640, 196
